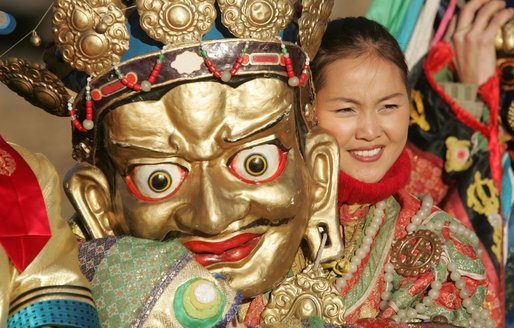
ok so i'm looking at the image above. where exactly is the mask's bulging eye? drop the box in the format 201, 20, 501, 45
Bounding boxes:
229, 144, 287, 184
125, 164, 188, 201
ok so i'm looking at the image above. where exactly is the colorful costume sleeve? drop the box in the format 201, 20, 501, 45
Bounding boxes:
78, 236, 242, 327
1, 144, 99, 328
407, 42, 503, 320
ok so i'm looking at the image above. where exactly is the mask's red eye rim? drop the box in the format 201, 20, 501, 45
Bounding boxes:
124, 167, 188, 202
229, 147, 288, 184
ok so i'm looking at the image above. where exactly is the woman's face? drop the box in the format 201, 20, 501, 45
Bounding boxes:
315, 54, 410, 183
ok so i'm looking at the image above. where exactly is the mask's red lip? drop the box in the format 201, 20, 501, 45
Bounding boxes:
183, 233, 261, 266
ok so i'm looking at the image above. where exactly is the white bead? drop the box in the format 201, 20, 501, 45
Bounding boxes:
392, 315, 400, 323
462, 298, 474, 308
349, 263, 358, 273
415, 303, 426, 314
385, 263, 394, 272
447, 262, 457, 272
380, 300, 389, 310
384, 272, 394, 283
407, 223, 417, 233
221, 71, 232, 82
288, 76, 299, 87
335, 278, 346, 290
381, 291, 391, 300
425, 222, 435, 230
83, 119, 94, 130
384, 282, 393, 292
485, 318, 495, 328
407, 308, 417, 318
411, 214, 422, 225
141, 80, 152, 92
397, 309, 407, 319
455, 279, 466, 289
481, 309, 490, 320
428, 289, 439, 299
362, 236, 373, 246
430, 281, 442, 290
450, 272, 461, 281
343, 273, 352, 280
422, 297, 433, 306
457, 224, 466, 235
466, 303, 476, 313
472, 311, 481, 321
459, 289, 469, 299
361, 244, 371, 254
355, 248, 367, 259
365, 226, 376, 236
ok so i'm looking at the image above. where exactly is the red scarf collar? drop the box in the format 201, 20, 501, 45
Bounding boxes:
338, 148, 411, 206
0, 136, 51, 272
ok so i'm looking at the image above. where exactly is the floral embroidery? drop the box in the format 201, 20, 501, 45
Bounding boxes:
444, 136, 473, 173
409, 89, 430, 131
0, 149, 16, 176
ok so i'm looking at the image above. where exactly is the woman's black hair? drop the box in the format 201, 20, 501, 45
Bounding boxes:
311, 17, 408, 91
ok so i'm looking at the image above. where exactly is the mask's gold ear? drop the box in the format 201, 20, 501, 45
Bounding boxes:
303, 128, 344, 262
64, 163, 119, 239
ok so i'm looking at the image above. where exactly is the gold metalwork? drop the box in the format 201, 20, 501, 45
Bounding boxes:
390, 230, 443, 277
261, 264, 345, 325
218, 0, 295, 40
52, 0, 129, 74
136, 0, 216, 44
0, 58, 70, 117
298, 0, 334, 59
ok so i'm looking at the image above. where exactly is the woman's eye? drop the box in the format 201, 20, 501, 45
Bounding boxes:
125, 163, 188, 201
229, 144, 288, 184
382, 104, 399, 111
335, 108, 355, 114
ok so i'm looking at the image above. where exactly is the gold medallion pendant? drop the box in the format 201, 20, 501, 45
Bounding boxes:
390, 230, 444, 277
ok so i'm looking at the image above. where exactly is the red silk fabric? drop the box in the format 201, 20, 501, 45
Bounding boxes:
0, 135, 51, 272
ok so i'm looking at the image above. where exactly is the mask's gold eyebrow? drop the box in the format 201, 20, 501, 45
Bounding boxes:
108, 139, 178, 155
224, 109, 290, 143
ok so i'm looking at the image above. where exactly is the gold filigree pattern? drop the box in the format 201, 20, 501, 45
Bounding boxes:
136, 0, 216, 44
218, 0, 295, 40
0, 58, 70, 116
390, 230, 443, 277
466, 171, 499, 216
298, 0, 334, 59
261, 264, 345, 325
52, 0, 129, 74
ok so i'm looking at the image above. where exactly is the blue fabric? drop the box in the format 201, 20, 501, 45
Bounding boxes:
396, 0, 425, 51
8, 299, 100, 328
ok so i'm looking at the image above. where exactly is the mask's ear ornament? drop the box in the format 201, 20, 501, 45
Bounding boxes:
302, 127, 344, 263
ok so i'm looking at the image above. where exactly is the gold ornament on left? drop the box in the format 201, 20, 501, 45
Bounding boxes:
52, 0, 130, 75
0, 58, 70, 116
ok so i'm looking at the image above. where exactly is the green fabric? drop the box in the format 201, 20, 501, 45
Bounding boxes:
365, 0, 412, 37
91, 237, 187, 327
343, 197, 399, 309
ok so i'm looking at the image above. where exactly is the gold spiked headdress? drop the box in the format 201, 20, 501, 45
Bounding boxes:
0, 0, 334, 162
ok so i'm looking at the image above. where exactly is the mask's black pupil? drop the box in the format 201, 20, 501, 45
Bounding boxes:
149, 172, 170, 191
247, 155, 266, 176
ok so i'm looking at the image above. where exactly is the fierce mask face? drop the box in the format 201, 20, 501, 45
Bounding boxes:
66, 77, 342, 298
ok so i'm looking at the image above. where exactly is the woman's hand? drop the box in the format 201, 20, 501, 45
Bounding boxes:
446, 0, 513, 85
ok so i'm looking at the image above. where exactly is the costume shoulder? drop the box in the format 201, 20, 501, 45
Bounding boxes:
2, 143, 100, 328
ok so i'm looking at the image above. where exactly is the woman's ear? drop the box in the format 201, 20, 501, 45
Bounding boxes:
64, 163, 117, 238
303, 128, 344, 262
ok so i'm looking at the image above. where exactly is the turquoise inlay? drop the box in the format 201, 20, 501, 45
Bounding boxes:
7, 299, 100, 328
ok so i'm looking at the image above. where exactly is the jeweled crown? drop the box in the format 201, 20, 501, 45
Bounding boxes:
0, 0, 333, 162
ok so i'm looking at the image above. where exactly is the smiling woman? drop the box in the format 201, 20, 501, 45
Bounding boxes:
311, 17, 498, 327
